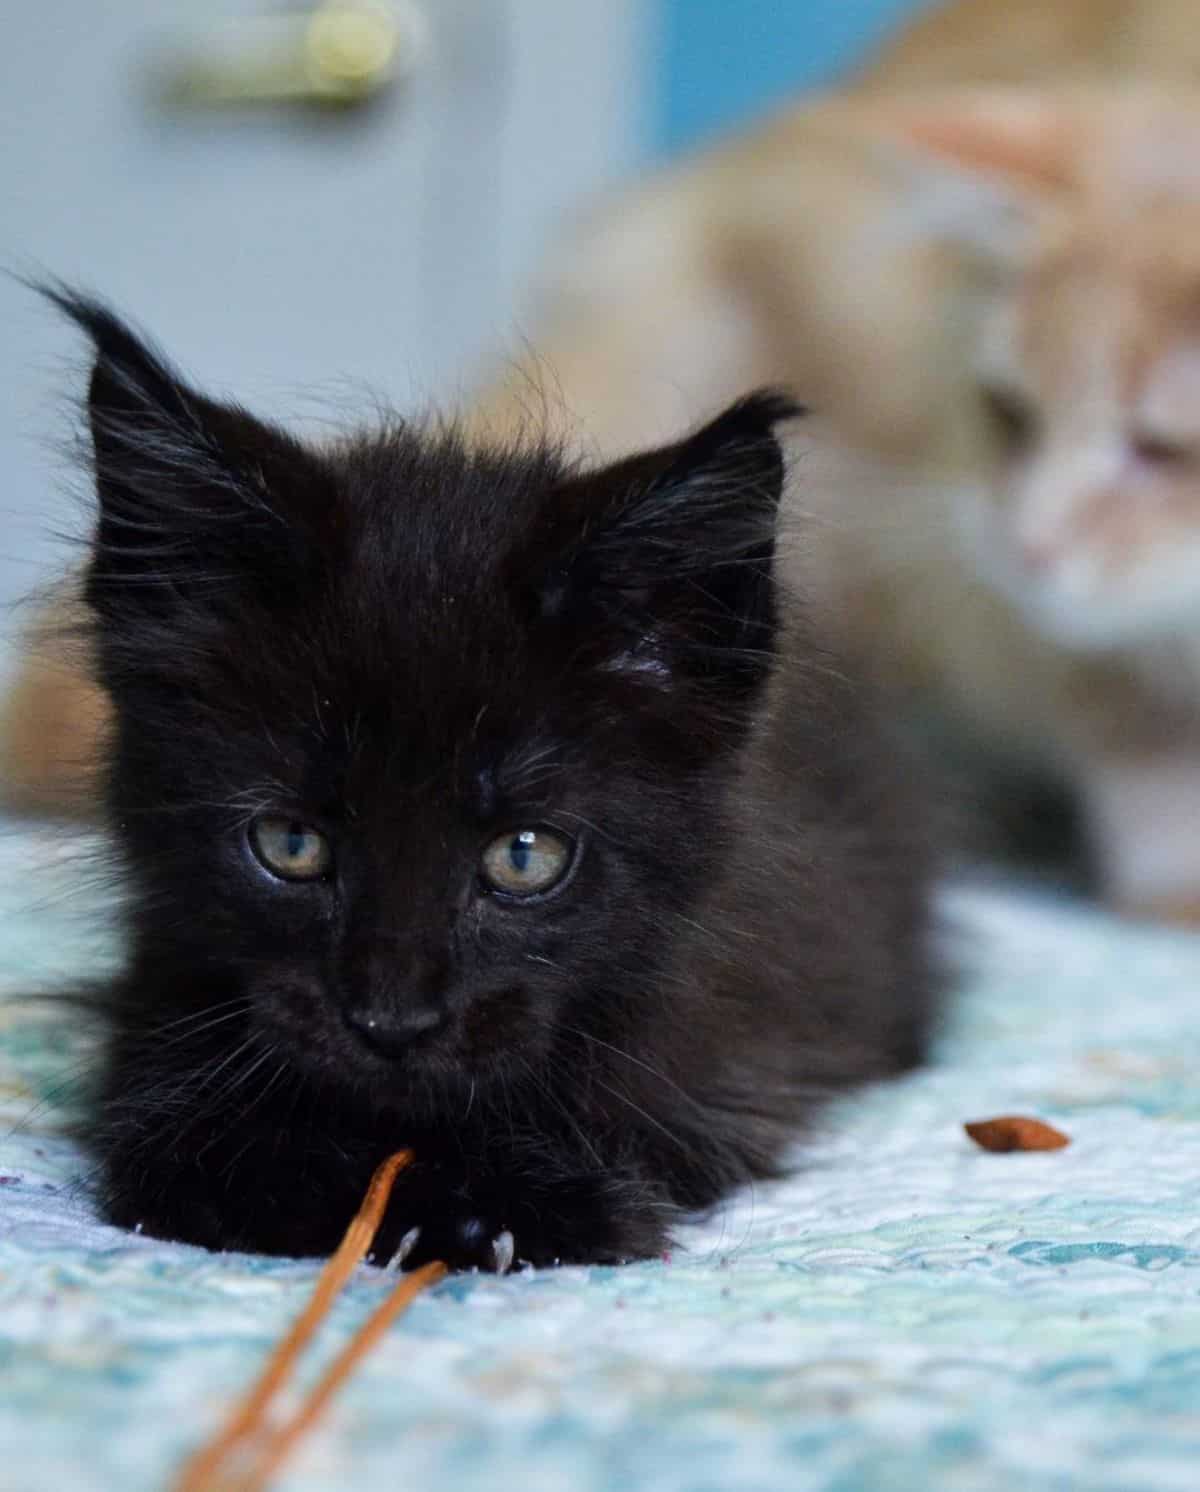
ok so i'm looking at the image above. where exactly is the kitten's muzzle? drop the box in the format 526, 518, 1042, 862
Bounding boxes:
342, 1002, 446, 1058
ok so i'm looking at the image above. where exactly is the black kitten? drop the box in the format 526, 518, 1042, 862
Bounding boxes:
57, 289, 936, 1270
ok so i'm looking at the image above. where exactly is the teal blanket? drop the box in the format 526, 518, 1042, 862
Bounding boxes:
2, 825, 1199, 1491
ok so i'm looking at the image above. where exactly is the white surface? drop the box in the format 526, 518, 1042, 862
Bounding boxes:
4, 843, 1200, 1491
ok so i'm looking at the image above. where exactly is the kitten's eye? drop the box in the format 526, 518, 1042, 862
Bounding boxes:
481, 828, 574, 897
250, 816, 332, 881
1132, 431, 1192, 468
981, 385, 1036, 450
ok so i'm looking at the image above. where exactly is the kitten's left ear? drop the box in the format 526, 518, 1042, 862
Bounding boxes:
40, 286, 328, 621
547, 392, 799, 697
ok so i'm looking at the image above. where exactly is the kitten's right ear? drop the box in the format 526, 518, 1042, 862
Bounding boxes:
41, 286, 327, 617
544, 391, 799, 703
865, 90, 1078, 268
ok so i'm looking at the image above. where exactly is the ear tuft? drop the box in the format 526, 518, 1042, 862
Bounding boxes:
549, 390, 799, 701
39, 282, 258, 512
36, 282, 328, 626
588, 389, 798, 586
667, 391, 804, 465
37, 281, 191, 414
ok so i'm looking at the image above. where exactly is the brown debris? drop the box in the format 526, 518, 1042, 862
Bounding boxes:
964, 1115, 1070, 1152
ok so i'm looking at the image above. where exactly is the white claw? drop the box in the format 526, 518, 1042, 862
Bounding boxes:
385, 1225, 422, 1272
491, 1229, 515, 1275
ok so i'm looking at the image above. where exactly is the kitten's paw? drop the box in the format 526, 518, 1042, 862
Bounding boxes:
369, 1167, 673, 1272
385, 1225, 424, 1269
375, 1213, 519, 1274
491, 1229, 516, 1274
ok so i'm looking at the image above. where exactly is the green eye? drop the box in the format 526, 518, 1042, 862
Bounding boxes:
481, 827, 574, 897
250, 816, 332, 881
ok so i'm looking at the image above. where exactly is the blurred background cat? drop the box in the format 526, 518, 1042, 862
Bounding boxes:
7, 0, 1200, 919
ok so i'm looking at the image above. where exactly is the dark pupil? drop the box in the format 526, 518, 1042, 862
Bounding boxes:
509, 834, 532, 873
286, 825, 306, 859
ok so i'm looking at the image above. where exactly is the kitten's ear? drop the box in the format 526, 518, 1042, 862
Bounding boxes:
43, 287, 327, 616
548, 392, 798, 697
881, 90, 1078, 193
868, 90, 1078, 268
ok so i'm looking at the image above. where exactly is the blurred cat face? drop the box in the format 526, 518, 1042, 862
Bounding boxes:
961, 206, 1200, 649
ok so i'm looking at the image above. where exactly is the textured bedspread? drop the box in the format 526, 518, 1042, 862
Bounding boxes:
2, 824, 1199, 1492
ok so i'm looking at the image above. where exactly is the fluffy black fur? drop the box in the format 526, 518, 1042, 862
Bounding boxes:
55, 288, 937, 1269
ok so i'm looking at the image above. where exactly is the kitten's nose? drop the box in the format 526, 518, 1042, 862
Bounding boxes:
342, 1003, 445, 1057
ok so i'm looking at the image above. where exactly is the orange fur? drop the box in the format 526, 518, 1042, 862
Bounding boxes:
0, 625, 107, 821
859, 0, 1200, 93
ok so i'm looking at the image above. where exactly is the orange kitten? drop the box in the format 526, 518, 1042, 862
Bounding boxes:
471, 85, 1200, 920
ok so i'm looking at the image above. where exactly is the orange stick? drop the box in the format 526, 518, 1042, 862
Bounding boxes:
174, 1149, 438, 1492
236, 1260, 448, 1490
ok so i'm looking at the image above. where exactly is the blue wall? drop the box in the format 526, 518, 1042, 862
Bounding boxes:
654, 0, 930, 158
